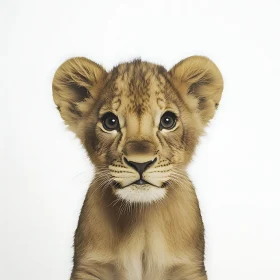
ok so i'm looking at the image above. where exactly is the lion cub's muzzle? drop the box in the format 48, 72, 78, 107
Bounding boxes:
111, 140, 169, 202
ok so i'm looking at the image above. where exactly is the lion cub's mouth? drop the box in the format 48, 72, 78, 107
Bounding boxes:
133, 179, 149, 185
115, 179, 163, 189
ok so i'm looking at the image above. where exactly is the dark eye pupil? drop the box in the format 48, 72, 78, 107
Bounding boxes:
107, 118, 116, 126
160, 112, 176, 130
102, 113, 119, 131
163, 117, 171, 124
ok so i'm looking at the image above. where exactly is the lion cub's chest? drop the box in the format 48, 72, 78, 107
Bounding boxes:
117, 224, 174, 280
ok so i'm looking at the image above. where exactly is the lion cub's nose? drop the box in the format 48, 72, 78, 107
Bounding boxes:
124, 157, 157, 175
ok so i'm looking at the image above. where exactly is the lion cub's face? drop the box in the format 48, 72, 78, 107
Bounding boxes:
53, 57, 223, 203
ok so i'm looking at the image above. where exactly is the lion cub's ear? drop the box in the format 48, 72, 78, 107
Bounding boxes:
169, 56, 223, 124
52, 57, 106, 128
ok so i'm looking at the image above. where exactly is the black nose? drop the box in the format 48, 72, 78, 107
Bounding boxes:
124, 158, 157, 175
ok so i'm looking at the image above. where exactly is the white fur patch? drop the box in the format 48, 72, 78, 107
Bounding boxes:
115, 184, 166, 203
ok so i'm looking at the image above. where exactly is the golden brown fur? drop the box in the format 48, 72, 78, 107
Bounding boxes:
52, 56, 223, 280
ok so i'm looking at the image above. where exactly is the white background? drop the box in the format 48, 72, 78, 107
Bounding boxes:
1, 0, 280, 279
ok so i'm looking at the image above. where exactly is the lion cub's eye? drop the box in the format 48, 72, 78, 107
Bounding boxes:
101, 112, 120, 131
160, 111, 177, 130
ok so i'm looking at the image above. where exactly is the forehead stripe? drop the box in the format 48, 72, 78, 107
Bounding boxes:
157, 98, 166, 109
112, 98, 121, 111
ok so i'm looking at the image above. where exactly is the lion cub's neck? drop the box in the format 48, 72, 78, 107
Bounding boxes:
81, 177, 202, 244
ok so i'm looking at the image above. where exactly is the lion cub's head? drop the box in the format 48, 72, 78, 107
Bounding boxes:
53, 56, 223, 203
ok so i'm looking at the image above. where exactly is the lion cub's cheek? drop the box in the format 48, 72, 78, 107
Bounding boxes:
114, 185, 166, 203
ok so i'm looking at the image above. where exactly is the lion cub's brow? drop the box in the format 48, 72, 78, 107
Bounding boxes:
102, 60, 169, 115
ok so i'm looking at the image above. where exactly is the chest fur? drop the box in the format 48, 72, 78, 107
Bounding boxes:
116, 224, 188, 280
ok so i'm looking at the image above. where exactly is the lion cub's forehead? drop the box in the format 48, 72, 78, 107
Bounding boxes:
104, 60, 170, 115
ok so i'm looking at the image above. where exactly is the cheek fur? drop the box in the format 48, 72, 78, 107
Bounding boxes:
158, 119, 200, 164
83, 125, 115, 163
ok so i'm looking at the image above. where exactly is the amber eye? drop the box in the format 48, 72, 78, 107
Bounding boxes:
102, 112, 120, 131
160, 111, 177, 130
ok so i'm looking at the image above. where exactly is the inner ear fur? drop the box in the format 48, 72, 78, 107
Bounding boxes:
169, 56, 223, 124
52, 57, 106, 126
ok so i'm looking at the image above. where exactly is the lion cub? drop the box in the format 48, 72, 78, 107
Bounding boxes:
53, 56, 223, 280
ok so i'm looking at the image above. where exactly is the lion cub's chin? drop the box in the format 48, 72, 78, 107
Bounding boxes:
114, 184, 166, 203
